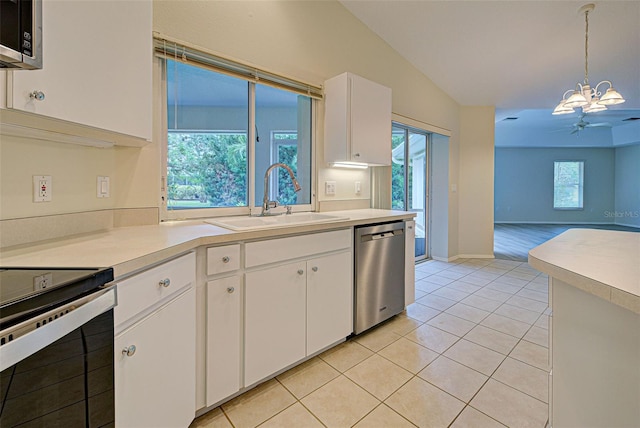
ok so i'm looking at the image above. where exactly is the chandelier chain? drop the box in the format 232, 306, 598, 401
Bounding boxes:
584, 8, 589, 85
551, 3, 625, 115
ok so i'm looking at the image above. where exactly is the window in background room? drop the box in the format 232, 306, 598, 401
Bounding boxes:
161, 53, 315, 219
554, 161, 584, 209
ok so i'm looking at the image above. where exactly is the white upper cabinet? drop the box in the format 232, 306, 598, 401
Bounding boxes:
6, 0, 152, 143
324, 72, 392, 166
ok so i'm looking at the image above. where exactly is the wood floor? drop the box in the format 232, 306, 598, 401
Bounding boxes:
493, 223, 639, 262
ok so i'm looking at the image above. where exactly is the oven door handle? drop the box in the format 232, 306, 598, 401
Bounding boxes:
0, 287, 116, 371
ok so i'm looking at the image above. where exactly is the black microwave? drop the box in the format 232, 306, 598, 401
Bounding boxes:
0, 0, 42, 69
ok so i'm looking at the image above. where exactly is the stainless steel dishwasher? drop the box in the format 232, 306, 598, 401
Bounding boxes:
354, 221, 405, 334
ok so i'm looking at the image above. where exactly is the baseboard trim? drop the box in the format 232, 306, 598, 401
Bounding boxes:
431, 254, 495, 262
613, 222, 640, 229
457, 254, 495, 259
431, 255, 459, 262
495, 221, 614, 225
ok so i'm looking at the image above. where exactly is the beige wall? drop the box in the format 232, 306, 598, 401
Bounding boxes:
154, 0, 478, 256
0, 1, 497, 259
0, 135, 117, 218
458, 106, 495, 258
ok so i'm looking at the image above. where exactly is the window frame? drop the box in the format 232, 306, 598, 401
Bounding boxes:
553, 160, 585, 210
157, 58, 317, 221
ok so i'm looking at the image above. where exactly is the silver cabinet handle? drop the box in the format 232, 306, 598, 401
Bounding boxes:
227, 287, 235, 293
122, 345, 136, 357
158, 278, 171, 288
297, 269, 304, 275
222, 256, 230, 263
312, 266, 318, 272
30, 90, 45, 101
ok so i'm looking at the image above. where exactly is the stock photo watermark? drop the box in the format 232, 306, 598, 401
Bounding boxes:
603, 210, 640, 219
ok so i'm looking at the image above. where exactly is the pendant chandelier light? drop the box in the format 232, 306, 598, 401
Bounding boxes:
552, 4, 625, 115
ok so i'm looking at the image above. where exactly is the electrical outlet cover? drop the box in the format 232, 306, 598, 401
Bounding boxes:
33, 175, 52, 202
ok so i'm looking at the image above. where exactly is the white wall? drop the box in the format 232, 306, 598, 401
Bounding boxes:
614, 144, 640, 227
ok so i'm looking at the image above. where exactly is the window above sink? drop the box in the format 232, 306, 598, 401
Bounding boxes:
157, 38, 320, 221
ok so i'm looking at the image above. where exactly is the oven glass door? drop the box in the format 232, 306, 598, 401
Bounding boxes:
0, 292, 115, 427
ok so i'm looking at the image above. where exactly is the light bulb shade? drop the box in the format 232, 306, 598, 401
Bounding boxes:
597, 87, 625, 105
582, 100, 607, 113
552, 102, 575, 115
563, 90, 589, 108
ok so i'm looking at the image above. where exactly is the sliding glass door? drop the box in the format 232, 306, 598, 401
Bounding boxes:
391, 123, 429, 261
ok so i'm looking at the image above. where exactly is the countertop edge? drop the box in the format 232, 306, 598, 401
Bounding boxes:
528, 231, 640, 315
0, 210, 416, 280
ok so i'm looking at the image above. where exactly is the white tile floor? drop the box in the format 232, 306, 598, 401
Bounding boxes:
191, 258, 550, 428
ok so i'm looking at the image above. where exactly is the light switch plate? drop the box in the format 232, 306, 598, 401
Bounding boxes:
325, 181, 336, 195
97, 176, 110, 198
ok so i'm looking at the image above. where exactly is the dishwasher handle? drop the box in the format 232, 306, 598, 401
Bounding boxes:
360, 229, 404, 242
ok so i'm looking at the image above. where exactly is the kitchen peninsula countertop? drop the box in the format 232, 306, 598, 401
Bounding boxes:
528, 228, 640, 314
0, 209, 414, 279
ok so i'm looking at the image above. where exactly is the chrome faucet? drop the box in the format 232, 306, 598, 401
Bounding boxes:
261, 163, 302, 216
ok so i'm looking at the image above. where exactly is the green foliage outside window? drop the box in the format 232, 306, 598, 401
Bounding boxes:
391, 133, 406, 210
167, 133, 247, 209
276, 144, 299, 205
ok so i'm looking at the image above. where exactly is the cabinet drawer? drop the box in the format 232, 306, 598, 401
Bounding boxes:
114, 252, 195, 331
245, 229, 351, 268
207, 244, 241, 275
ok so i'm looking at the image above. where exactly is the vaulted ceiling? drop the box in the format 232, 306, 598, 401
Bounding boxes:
341, 1, 640, 147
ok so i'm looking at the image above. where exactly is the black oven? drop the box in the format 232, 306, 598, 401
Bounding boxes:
0, 267, 115, 427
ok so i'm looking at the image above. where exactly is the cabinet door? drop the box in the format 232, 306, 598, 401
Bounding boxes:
9, 0, 152, 140
349, 74, 392, 165
206, 276, 241, 406
244, 262, 306, 386
115, 289, 195, 428
307, 252, 353, 355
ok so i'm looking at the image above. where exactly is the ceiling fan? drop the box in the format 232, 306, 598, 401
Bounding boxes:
568, 113, 612, 135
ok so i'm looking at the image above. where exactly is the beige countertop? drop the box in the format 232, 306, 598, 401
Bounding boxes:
528, 228, 640, 314
0, 209, 414, 279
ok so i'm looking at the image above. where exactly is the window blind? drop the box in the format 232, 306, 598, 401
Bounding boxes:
153, 32, 323, 100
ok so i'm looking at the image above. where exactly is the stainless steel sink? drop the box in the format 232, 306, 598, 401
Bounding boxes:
204, 213, 349, 231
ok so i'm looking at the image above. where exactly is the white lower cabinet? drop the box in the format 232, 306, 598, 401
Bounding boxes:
245, 261, 307, 386
244, 251, 351, 386
203, 230, 353, 407
115, 288, 195, 428
114, 252, 196, 428
206, 276, 241, 407
306, 252, 352, 355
